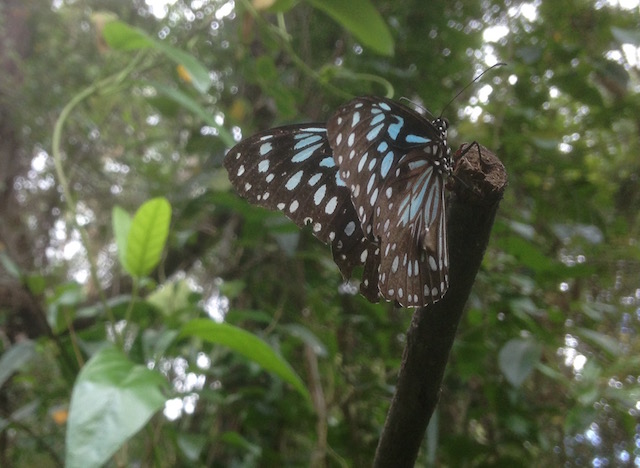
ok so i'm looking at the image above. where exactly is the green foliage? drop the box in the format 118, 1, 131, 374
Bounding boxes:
180, 319, 311, 402
122, 197, 172, 278
103, 20, 213, 93
65, 346, 168, 468
1, 0, 639, 466
307, 0, 394, 56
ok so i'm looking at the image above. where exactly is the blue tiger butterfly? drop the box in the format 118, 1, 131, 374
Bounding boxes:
224, 96, 452, 308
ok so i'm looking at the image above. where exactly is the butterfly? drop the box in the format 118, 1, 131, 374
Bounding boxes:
224, 96, 453, 308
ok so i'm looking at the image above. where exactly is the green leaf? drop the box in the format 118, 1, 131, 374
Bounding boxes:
112, 205, 132, 272
307, 0, 394, 56
65, 346, 168, 468
180, 319, 311, 403
498, 338, 542, 387
0, 341, 36, 388
102, 21, 153, 50
576, 327, 621, 357
125, 197, 172, 278
103, 21, 211, 93
151, 82, 236, 148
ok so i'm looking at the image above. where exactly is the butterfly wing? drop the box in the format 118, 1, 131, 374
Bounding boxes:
224, 124, 380, 302
327, 97, 450, 307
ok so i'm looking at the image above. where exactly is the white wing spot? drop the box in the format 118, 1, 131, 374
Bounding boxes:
429, 256, 438, 271
237, 165, 245, 176
244, 182, 252, 191
266, 173, 275, 183
308, 173, 322, 186
325, 196, 338, 215
391, 255, 399, 273
314, 184, 327, 205
258, 160, 269, 173
347, 132, 355, 147
285, 170, 303, 190
277, 202, 285, 210
345, 221, 356, 236
289, 200, 299, 212
313, 223, 322, 232
370, 188, 379, 205
360, 249, 368, 262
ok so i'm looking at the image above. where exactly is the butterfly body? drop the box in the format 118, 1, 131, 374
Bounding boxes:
224, 97, 452, 307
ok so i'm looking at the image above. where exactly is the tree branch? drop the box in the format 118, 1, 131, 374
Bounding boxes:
373, 143, 508, 467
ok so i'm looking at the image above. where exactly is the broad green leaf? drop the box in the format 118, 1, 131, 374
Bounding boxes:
65, 346, 168, 468
498, 338, 542, 387
307, 0, 394, 56
0, 341, 36, 388
112, 205, 132, 272
103, 21, 211, 93
125, 197, 172, 278
152, 82, 236, 148
180, 319, 311, 402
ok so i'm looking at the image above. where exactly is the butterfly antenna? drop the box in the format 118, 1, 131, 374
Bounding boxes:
439, 62, 506, 118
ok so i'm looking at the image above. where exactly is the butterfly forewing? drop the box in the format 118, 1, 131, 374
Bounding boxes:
224, 124, 380, 302
327, 97, 451, 306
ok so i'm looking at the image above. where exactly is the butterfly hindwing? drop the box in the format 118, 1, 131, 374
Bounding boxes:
224, 124, 380, 302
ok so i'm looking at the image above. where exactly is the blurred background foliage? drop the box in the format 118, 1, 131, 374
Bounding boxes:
0, 0, 639, 466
